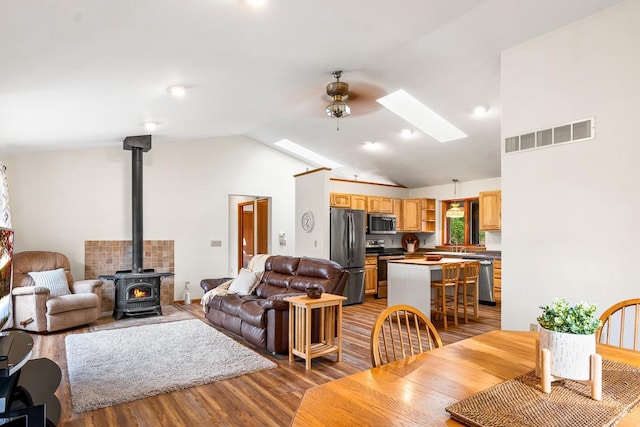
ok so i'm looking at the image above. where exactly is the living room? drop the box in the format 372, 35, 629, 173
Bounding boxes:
1, 0, 639, 425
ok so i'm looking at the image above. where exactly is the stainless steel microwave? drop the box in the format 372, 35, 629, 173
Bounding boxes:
368, 213, 396, 234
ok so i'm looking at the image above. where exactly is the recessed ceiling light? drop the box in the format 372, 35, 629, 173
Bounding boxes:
245, 0, 267, 8
363, 141, 381, 150
274, 139, 341, 169
401, 129, 414, 138
473, 105, 489, 117
144, 121, 157, 132
377, 89, 467, 142
166, 85, 186, 98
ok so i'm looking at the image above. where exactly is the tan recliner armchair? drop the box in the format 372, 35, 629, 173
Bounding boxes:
12, 251, 102, 332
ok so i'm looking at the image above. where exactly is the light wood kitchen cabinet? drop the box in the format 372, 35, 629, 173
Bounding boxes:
330, 193, 351, 208
479, 190, 501, 231
421, 198, 436, 233
402, 199, 421, 231
393, 198, 403, 231
350, 194, 367, 211
493, 259, 502, 303
329, 193, 434, 233
402, 198, 436, 232
367, 196, 393, 213
364, 256, 378, 295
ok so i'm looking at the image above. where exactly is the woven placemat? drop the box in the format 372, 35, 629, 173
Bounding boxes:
446, 359, 640, 427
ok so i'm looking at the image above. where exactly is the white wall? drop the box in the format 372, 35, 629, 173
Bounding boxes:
295, 169, 330, 258
501, 0, 640, 330
3, 136, 309, 300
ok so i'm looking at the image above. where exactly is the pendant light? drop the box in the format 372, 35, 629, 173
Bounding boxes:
446, 179, 464, 218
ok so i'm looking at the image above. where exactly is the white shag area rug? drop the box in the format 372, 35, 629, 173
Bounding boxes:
65, 319, 277, 413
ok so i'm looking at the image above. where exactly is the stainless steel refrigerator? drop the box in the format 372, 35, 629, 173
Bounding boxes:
330, 208, 366, 305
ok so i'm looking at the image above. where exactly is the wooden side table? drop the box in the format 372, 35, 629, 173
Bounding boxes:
284, 293, 347, 370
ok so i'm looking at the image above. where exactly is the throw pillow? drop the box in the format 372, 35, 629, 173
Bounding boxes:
228, 268, 260, 296
28, 268, 72, 297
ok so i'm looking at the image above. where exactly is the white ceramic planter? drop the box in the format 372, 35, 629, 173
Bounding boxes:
539, 328, 596, 380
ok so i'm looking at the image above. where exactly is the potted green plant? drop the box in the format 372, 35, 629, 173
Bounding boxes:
537, 298, 602, 380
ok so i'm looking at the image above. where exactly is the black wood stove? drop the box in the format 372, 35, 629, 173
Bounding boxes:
100, 135, 173, 320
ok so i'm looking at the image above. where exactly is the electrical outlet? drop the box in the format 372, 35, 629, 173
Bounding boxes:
211, 240, 222, 247
529, 323, 539, 332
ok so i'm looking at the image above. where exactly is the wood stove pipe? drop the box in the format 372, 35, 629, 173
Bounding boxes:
123, 135, 151, 273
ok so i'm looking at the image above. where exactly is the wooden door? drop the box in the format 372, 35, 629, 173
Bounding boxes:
238, 202, 254, 270
238, 198, 270, 272
256, 198, 269, 255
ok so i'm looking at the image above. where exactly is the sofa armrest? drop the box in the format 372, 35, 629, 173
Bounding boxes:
12, 287, 50, 332
201, 278, 233, 293
71, 279, 103, 294
12, 286, 50, 296
263, 293, 306, 310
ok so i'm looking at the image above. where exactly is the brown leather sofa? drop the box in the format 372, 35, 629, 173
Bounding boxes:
201, 255, 348, 354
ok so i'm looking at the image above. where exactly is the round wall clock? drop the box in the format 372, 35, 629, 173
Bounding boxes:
301, 211, 314, 232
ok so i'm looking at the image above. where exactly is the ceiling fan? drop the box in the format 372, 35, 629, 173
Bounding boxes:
326, 71, 350, 118
323, 70, 386, 123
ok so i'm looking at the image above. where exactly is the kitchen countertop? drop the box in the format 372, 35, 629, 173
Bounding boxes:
365, 249, 501, 260
420, 251, 501, 261
389, 257, 467, 266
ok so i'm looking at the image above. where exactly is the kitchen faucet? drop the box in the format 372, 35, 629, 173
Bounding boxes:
450, 237, 467, 253
451, 237, 458, 253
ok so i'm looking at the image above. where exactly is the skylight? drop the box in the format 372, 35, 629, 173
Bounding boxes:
274, 139, 342, 169
377, 89, 467, 142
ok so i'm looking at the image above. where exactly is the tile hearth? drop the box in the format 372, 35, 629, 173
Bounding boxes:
84, 240, 174, 315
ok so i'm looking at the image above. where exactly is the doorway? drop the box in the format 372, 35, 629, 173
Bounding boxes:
236, 197, 270, 272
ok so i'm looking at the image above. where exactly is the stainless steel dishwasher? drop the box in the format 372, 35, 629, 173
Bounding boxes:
376, 254, 405, 298
478, 260, 495, 306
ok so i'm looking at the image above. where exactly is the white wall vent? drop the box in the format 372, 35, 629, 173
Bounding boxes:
504, 117, 595, 154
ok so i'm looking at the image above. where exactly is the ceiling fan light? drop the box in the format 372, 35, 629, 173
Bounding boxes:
326, 99, 350, 118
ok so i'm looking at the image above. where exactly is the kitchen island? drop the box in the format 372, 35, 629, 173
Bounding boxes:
387, 257, 473, 319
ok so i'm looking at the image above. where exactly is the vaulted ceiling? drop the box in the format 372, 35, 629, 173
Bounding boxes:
0, 0, 623, 188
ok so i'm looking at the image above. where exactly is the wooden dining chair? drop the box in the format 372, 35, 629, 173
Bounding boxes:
431, 262, 461, 329
457, 261, 481, 323
596, 298, 640, 351
370, 304, 443, 368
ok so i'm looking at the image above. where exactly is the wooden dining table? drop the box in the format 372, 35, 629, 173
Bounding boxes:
291, 330, 640, 426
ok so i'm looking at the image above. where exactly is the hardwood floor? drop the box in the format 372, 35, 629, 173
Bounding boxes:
30, 297, 500, 427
